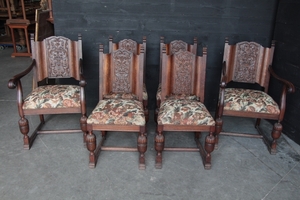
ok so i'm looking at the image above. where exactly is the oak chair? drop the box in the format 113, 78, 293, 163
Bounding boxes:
8, 34, 87, 149
155, 37, 197, 119
108, 36, 149, 121
215, 38, 295, 154
155, 47, 216, 170
86, 44, 147, 169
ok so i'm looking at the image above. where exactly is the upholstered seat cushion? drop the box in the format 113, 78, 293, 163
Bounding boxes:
157, 99, 215, 126
23, 85, 81, 109
87, 99, 145, 125
223, 88, 280, 114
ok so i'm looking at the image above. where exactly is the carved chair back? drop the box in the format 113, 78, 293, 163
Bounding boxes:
109, 36, 146, 55
222, 38, 275, 92
159, 37, 197, 83
160, 47, 207, 103
30, 34, 83, 89
99, 44, 145, 102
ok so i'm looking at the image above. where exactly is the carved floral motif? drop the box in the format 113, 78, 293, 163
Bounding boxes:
170, 40, 188, 54
173, 51, 194, 94
112, 49, 132, 93
119, 39, 137, 53
45, 37, 70, 77
234, 42, 260, 83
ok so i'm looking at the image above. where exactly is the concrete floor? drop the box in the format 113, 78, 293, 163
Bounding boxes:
1, 48, 300, 200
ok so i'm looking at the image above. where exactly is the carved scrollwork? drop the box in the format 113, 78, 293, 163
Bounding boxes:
119, 39, 137, 53
173, 51, 194, 94
233, 42, 260, 83
112, 49, 132, 93
45, 36, 70, 78
170, 40, 188, 54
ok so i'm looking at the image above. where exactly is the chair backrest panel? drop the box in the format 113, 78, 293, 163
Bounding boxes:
111, 49, 134, 93
159, 37, 198, 83
99, 45, 144, 101
223, 39, 275, 91
31, 35, 82, 83
172, 50, 196, 95
161, 47, 207, 103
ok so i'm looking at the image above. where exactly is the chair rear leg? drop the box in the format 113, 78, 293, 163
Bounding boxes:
271, 122, 282, 154
137, 127, 147, 170
80, 115, 88, 144
19, 117, 30, 149
155, 125, 164, 169
214, 118, 223, 150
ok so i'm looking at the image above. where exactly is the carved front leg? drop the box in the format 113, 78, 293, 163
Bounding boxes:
86, 130, 96, 168
19, 117, 30, 149
214, 118, 223, 150
204, 131, 215, 170
271, 122, 282, 155
155, 125, 164, 169
137, 127, 147, 170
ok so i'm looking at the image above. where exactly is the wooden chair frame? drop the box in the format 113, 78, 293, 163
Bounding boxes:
155, 37, 198, 120
86, 44, 147, 169
108, 36, 149, 121
8, 34, 87, 149
215, 38, 295, 154
155, 46, 215, 170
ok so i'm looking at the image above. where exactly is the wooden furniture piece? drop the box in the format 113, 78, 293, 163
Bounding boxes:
155, 47, 215, 170
8, 34, 87, 149
5, 0, 37, 57
215, 38, 295, 154
108, 36, 149, 121
155, 37, 197, 119
34, 8, 54, 41
86, 44, 147, 169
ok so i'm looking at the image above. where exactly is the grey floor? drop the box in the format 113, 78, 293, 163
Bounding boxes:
1, 48, 300, 200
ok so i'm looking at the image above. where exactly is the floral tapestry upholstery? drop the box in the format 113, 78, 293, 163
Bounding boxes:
157, 99, 215, 126
156, 83, 199, 101
23, 85, 81, 109
103, 84, 148, 100
223, 88, 280, 114
87, 99, 145, 125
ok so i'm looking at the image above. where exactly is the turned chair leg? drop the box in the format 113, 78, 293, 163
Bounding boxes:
80, 115, 88, 144
19, 117, 30, 149
214, 118, 223, 150
155, 127, 164, 169
137, 128, 147, 170
86, 130, 96, 168
204, 131, 215, 169
270, 122, 282, 154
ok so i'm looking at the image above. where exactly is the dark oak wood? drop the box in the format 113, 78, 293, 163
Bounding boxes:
108, 36, 149, 122
155, 47, 215, 170
156, 37, 198, 120
86, 44, 147, 169
8, 34, 87, 149
215, 38, 295, 154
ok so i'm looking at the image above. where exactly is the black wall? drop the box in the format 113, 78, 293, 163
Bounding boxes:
271, 0, 300, 145
53, 0, 278, 110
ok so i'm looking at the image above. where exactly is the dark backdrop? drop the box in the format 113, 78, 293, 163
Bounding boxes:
53, 0, 277, 109
271, 0, 300, 145
52, 0, 300, 145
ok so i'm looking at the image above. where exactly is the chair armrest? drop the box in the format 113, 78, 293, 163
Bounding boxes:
269, 65, 295, 121
220, 61, 227, 88
269, 65, 295, 94
7, 60, 36, 89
